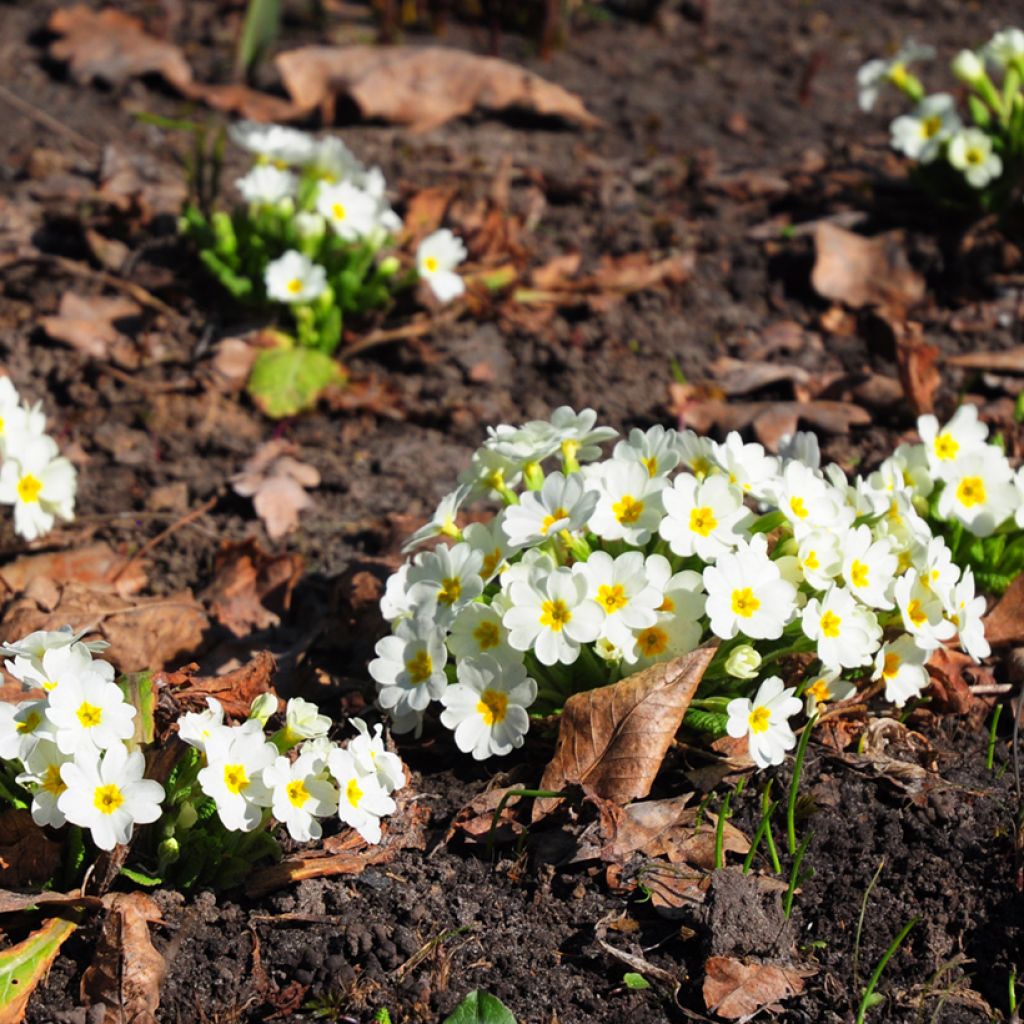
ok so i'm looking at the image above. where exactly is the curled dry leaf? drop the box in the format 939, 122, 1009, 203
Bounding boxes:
926, 647, 993, 718
981, 573, 1024, 647
0, 810, 61, 887
534, 644, 717, 820
39, 292, 143, 365
81, 892, 166, 1024
703, 956, 813, 1019
946, 346, 1024, 373
0, 542, 147, 600
158, 650, 277, 720
232, 440, 320, 541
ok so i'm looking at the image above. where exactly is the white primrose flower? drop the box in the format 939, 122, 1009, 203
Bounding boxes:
369, 616, 449, 730
347, 718, 406, 793
587, 459, 666, 545
777, 431, 821, 471
380, 564, 415, 624
358, 166, 404, 240
6, 640, 112, 697
613, 425, 681, 478
894, 569, 956, 650
802, 587, 882, 671
948, 127, 1003, 188
659, 473, 750, 560
771, 460, 852, 539
417, 229, 467, 303
726, 676, 803, 770
890, 93, 961, 163
874, 490, 932, 555
943, 567, 990, 662
703, 534, 797, 641
264, 749, 338, 843
0, 434, 76, 541
857, 41, 935, 112
499, 547, 557, 592
315, 180, 381, 242
458, 446, 523, 501
710, 433, 779, 501
0, 626, 108, 663
937, 447, 1017, 537
58, 743, 165, 852
676, 430, 717, 478
917, 405, 988, 479
402, 484, 472, 553
504, 566, 603, 666
725, 644, 762, 681
406, 542, 484, 626
984, 28, 1024, 66
229, 122, 316, 166
631, 562, 705, 668
0, 699, 54, 762
485, 421, 561, 466
501, 471, 598, 548
308, 135, 365, 183
841, 525, 898, 609
328, 746, 396, 845
294, 211, 326, 240
951, 49, 986, 84
177, 697, 226, 753
546, 407, 619, 466
264, 250, 328, 304
45, 675, 136, 755
235, 164, 297, 205
796, 530, 844, 591
283, 697, 332, 744
1015, 466, 1024, 529
802, 668, 856, 717
198, 720, 277, 832
574, 551, 663, 658
912, 535, 959, 603
16, 739, 72, 828
439, 654, 537, 760
448, 603, 510, 661
464, 516, 515, 583
0, 386, 46, 460
873, 634, 930, 707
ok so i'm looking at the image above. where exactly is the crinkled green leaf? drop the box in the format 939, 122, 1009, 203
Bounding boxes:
248, 347, 344, 419
442, 991, 517, 1024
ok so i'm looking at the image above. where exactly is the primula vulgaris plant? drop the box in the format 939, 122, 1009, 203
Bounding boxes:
0, 629, 405, 890
180, 122, 467, 417
859, 30, 1024, 211
374, 406, 1024, 769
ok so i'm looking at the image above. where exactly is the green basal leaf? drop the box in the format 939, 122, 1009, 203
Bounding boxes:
120, 866, 163, 887
118, 671, 155, 748
975, 570, 1014, 595
0, 916, 80, 1020
248, 347, 345, 419
683, 707, 729, 738
235, 0, 281, 78
623, 972, 652, 990
443, 991, 518, 1024
200, 251, 252, 299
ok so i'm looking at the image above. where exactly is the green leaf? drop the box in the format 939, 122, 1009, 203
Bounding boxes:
969, 93, 992, 128
0, 916, 79, 1020
247, 347, 344, 419
118, 671, 155, 747
235, 0, 281, 78
683, 707, 729, 738
443, 991, 517, 1024
120, 866, 163, 886
623, 972, 651, 990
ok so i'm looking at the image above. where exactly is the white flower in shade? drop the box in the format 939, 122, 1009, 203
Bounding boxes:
6, 641, 112, 697
458, 446, 523, 501
802, 668, 856, 717
866, 445, 934, 503
315, 180, 380, 242
229, 122, 315, 166
724, 644, 762, 681
703, 534, 797, 641
726, 676, 803, 770
659, 473, 750, 560
632, 558, 705, 666
937, 448, 1017, 537
294, 211, 326, 240
308, 135, 365, 183
235, 164, 297, 205
0, 388, 46, 460
796, 530, 844, 591
417, 229, 467, 303
0, 700, 54, 762
874, 490, 932, 555
501, 471, 598, 548
771, 461, 852, 539
380, 564, 415, 624
0, 626, 108, 663
177, 697, 226, 753
58, 743, 165, 852
264, 250, 328, 304
358, 167, 404, 240
948, 127, 1003, 188
587, 459, 666, 545
402, 484, 472, 553
917, 405, 988, 479
857, 41, 935, 111
574, 550, 662, 657
369, 616, 449, 726
873, 634, 930, 707
710, 433, 779, 501
440, 654, 537, 760
890, 94, 961, 163
328, 747, 396, 844
45, 676, 136, 755
777, 431, 821, 471
283, 698, 332, 744
893, 569, 956, 650
504, 566, 602, 666
802, 587, 882, 670
943, 567, 990, 661
499, 547, 557, 594
16, 740, 72, 828
347, 718, 406, 793
841, 525, 898, 609
198, 720, 276, 832
612, 425, 680, 478
463, 516, 514, 583
984, 28, 1024, 66
406, 542, 484, 626
485, 421, 561, 466
448, 603, 510, 661
676, 430, 717, 478
0, 435, 76, 541
264, 749, 338, 843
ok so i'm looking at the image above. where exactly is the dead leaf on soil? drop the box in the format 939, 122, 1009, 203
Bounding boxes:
534, 644, 717, 821
703, 956, 813, 1019
981, 573, 1024, 647
81, 892, 166, 1024
630, 860, 712, 915
812, 223, 925, 314
0, 916, 80, 1024
447, 785, 527, 845
159, 650, 277, 720
400, 187, 459, 244
232, 440, 320, 541
0, 543, 147, 599
926, 646, 993, 718
275, 46, 601, 131
200, 539, 304, 638
946, 346, 1024, 373
0, 889, 102, 915
709, 357, 810, 397
39, 292, 142, 365
595, 912, 683, 991
0, 810, 61, 887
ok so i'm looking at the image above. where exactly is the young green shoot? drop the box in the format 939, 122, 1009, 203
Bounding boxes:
787, 713, 816, 856
853, 858, 886, 988
855, 916, 920, 1024
782, 830, 813, 919
742, 796, 780, 875
714, 790, 732, 870
987, 703, 1004, 771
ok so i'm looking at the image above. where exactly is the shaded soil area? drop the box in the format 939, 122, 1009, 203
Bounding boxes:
0, 0, 1022, 1020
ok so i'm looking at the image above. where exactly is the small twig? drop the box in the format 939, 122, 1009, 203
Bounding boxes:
0, 83, 101, 154
343, 306, 462, 358
111, 494, 219, 583
96, 364, 196, 395
971, 683, 1014, 695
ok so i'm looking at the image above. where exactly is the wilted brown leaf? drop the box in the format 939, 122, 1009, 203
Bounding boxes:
927, 647, 993, 717
159, 650, 277, 720
0, 543, 147, 599
631, 860, 712, 914
534, 645, 717, 820
400, 187, 459, 244
946, 346, 1024, 372
0, 810, 61, 887
81, 892, 166, 1024
981, 573, 1024, 647
0, 889, 102, 915
709, 357, 810, 397
232, 440, 320, 541
447, 786, 526, 845
39, 292, 142, 364
812, 223, 925, 314
275, 46, 601, 131
703, 956, 812, 1018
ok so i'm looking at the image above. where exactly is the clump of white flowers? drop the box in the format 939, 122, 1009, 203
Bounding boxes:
858, 28, 1024, 208
374, 405, 1024, 769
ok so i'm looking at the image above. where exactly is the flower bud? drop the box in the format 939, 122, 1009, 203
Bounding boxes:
157, 837, 180, 867
294, 211, 326, 240
175, 801, 198, 832
952, 49, 985, 83
248, 692, 279, 726
724, 644, 762, 680
378, 256, 401, 277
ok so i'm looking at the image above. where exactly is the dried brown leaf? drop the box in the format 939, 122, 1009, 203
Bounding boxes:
926, 647, 993, 716
231, 441, 319, 541
160, 651, 277, 720
709, 357, 810, 397
400, 187, 459, 244
534, 644, 717, 820
946, 346, 1024, 372
0, 543, 147, 599
0, 917, 79, 1024
0, 810, 61, 887
982, 573, 1024, 647
0, 889, 102, 915
678, 399, 869, 448
40, 293, 142, 362
703, 956, 811, 1019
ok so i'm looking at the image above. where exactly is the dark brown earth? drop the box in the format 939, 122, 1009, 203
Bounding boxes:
2, 0, 1023, 1020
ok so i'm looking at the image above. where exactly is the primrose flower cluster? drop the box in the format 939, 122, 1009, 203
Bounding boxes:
0, 377, 76, 541
373, 405, 1024, 769
0, 627, 405, 878
858, 30, 1024, 205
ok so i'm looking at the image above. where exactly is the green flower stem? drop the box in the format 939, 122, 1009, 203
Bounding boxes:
714, 791, 732, 870
787, 713, 817, 856
974, 75, 1006, 120
487, 788, 565, 858
742, 799, 779, 874
523, 462, 544, 491
855, 916, 919, 1023
782, 830, 813, 919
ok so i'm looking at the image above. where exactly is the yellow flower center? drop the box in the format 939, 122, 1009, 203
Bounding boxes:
612, 494, 644, 526
346, 777, 364, 808
820, 610, 842, 638
331, 202, 347, 221
437, 576, 462, 605
806, 679, 831, 704
907, 599, 926, 627
850, 560, 870, 589
597, 584, 628, 614
748, 706, 771, 734
286, 779, 310, 808
658, 595, 675, 613
286, 278, 303, 294
481, 549, 504, 578
476, 688, 509, 726
473, 620, 501, 650
789, 496, 809, 520
423, 255, 439, 273
689, 506, 717, 537
636, 626, 668, 657
76, 701, 103, 729
561, 439, 581, 462
934, 434, 959, 461
965, 146, 984, 165
882, 651, 901, 679
93, 783, 124, 816
539, 599, 572, 632
42, 680, 58, 693
641, 456, 658, 477
42, 763, 66, 797
405, 650, 433, 685
803, 550, 820, 571
17, 474, 43, 504
731, 588, 760, 618
955, 476, 986, 508
921, 114, 942, 138
692, 457, 711, 478
888, 63, 909, 87
540, 506, 569, 535
223, 764, 249, 795
16, 710, 41, 735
